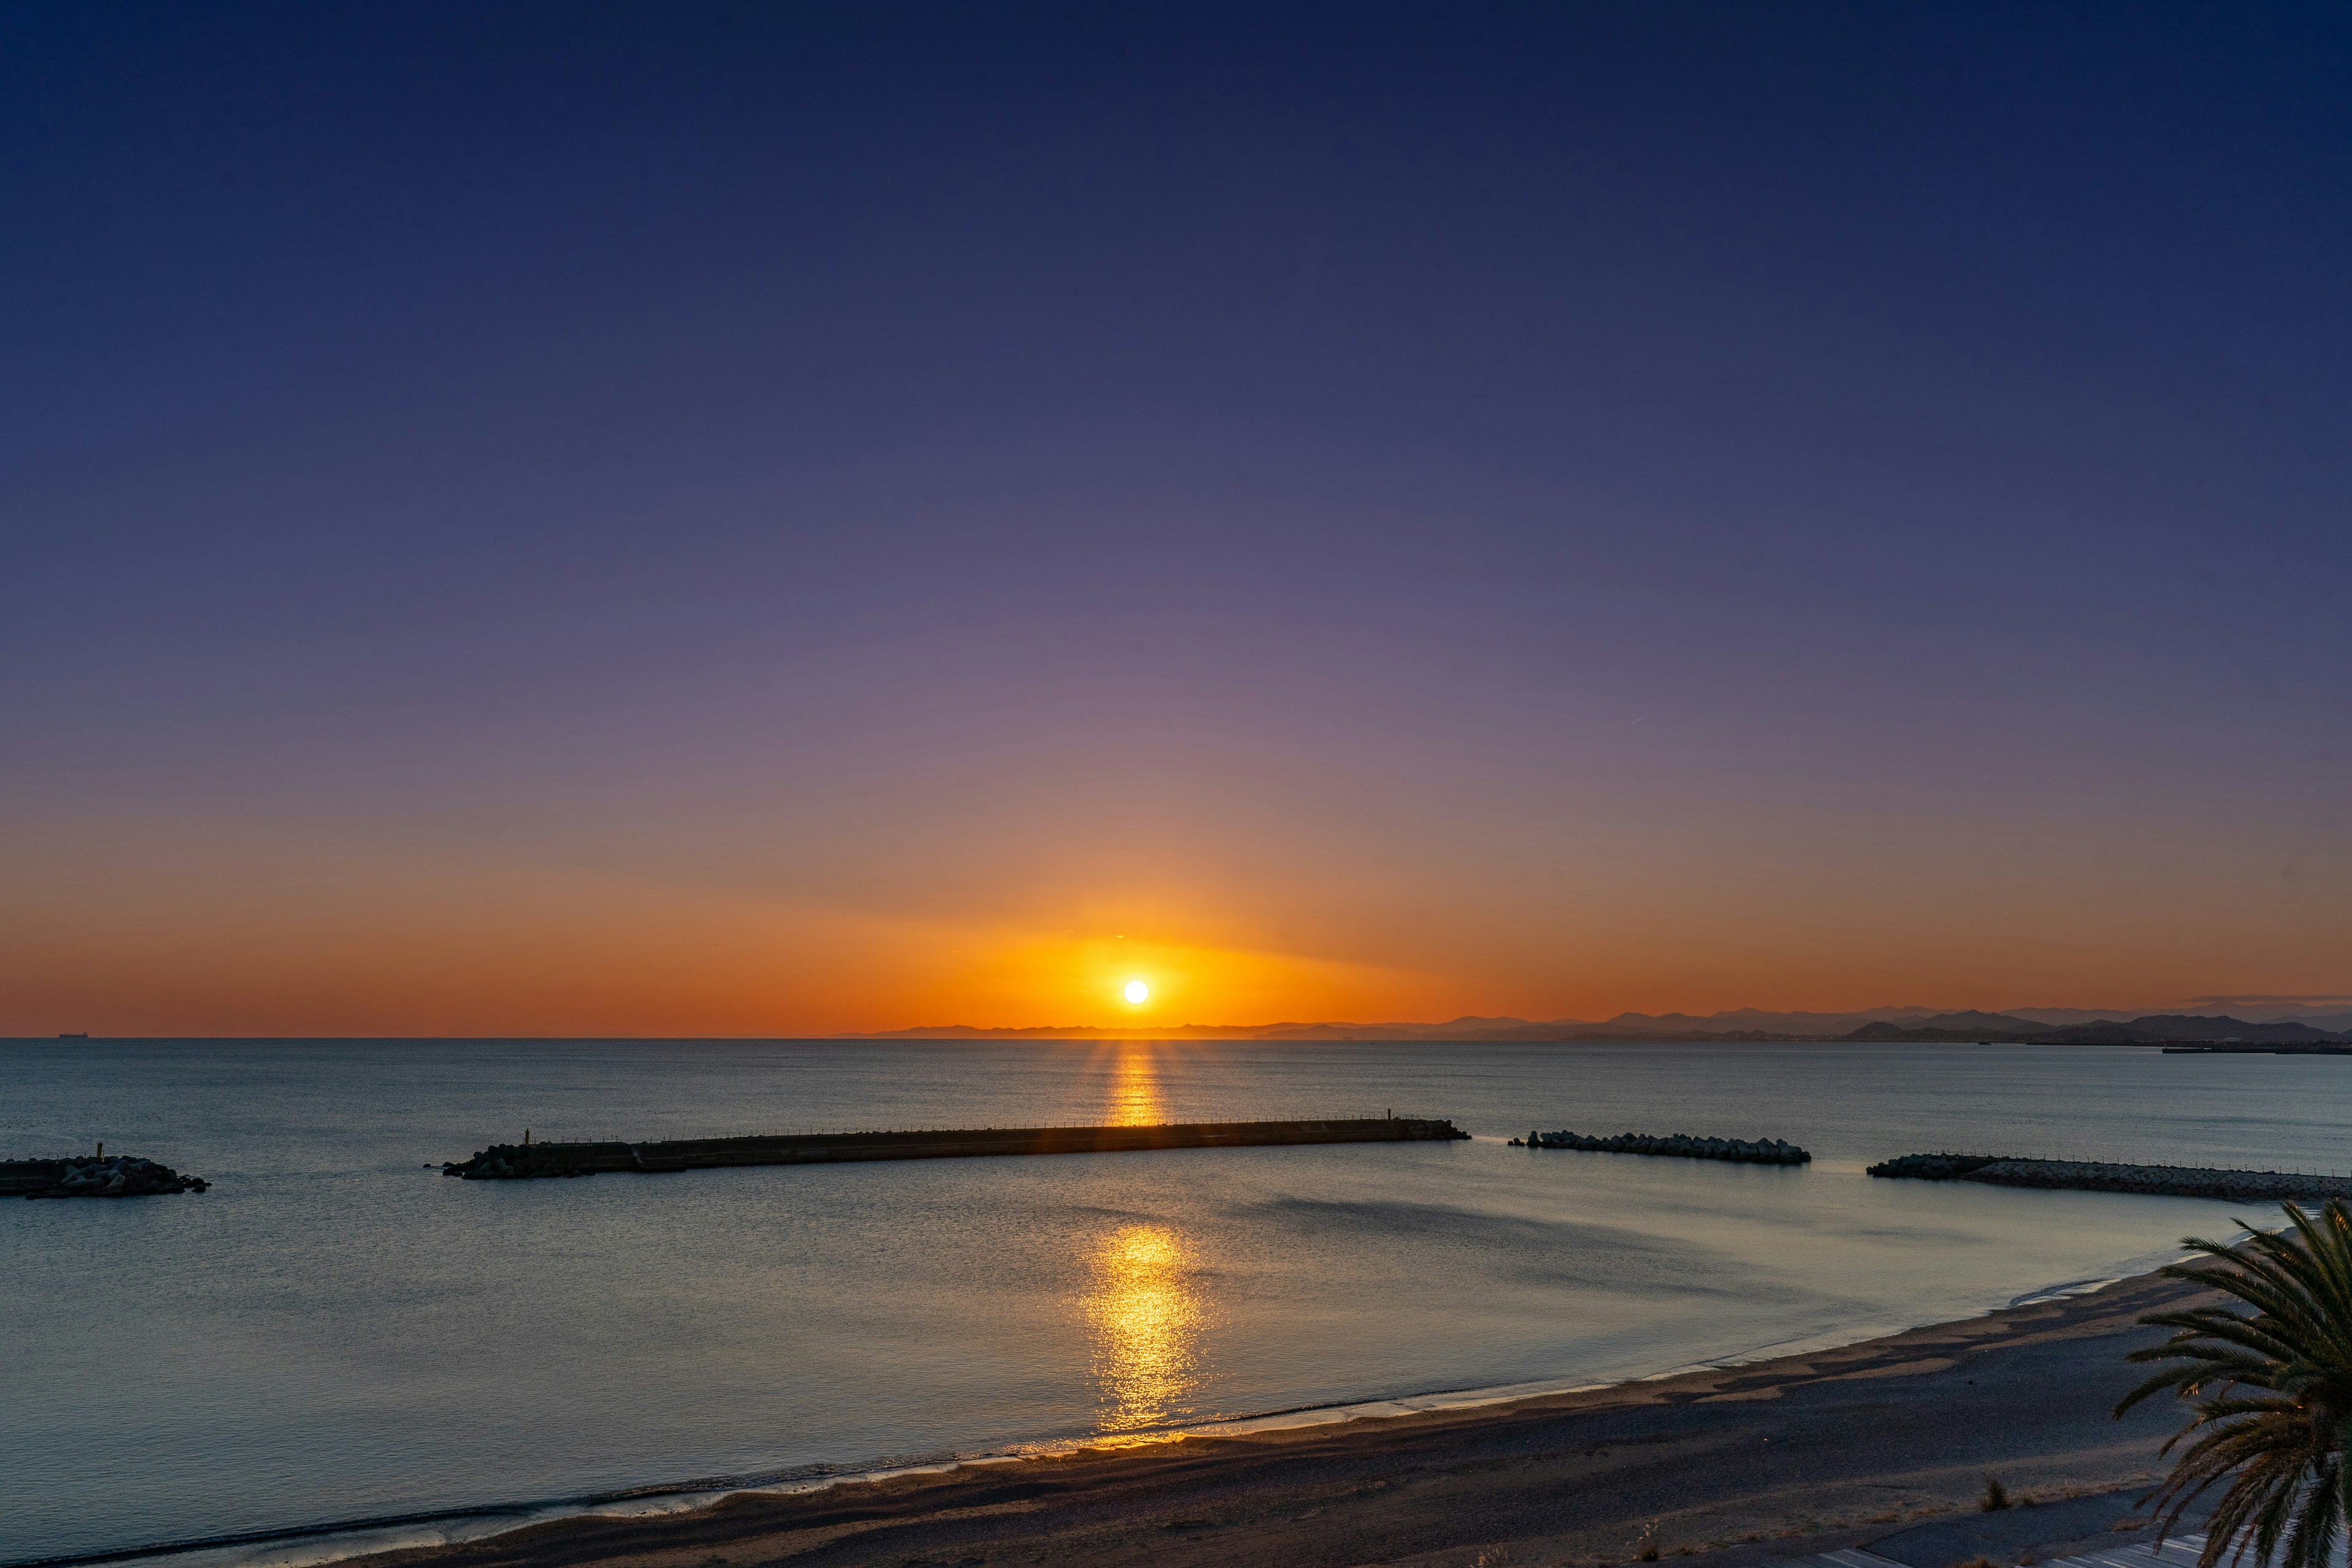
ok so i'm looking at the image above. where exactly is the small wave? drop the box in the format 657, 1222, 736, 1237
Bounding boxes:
30, 1253, 2207, 1568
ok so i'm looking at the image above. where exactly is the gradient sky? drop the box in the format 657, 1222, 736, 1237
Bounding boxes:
6, 3, 2349, 1036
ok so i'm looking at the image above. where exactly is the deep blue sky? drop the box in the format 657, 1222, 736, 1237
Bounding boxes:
6, 3, 2349, 1032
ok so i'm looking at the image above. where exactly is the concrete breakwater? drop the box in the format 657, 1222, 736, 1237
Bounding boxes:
1868, 1153, 2352, 1202
443, 1117, 1471, 1180
1509, 1130, 1811, 1165
2, 1155, 209, 1198
2162, 1044, 2352, 1056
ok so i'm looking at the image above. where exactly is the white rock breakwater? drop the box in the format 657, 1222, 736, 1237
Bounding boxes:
1512, 1130, 1811, 1165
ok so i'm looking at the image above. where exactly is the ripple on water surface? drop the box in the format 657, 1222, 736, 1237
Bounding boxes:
4, 1038, 2344, 1564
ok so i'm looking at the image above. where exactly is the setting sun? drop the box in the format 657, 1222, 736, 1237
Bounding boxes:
1122, 979, 1150, 1006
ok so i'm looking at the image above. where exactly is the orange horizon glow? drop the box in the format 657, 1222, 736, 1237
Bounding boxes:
12, 13, 2350, 1051
0, 894, 2331, 1038
4, 808, 2345, 1038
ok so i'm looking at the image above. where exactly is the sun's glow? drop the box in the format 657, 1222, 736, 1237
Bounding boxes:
1123, 979, 1150, 1005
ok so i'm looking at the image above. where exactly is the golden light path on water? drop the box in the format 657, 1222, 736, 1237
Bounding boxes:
1082, 1222, 1208, 1435
1104, 1042, 1166, 1127
1079, 1044, 1212, 1436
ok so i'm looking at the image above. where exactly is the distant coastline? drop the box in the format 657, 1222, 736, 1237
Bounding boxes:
853, 1003, 2352, 1046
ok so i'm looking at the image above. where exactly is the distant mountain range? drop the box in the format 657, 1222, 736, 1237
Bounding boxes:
854, 1000, 2352, 1042
1843, 1012, 2351, 1045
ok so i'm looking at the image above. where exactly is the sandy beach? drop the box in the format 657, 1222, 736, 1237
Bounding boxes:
351, 1266, 2218, 1568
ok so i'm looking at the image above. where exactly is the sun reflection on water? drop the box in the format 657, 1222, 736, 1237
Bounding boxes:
1104, 1044, 1166, 1127
1082, 1223, 1207, 1434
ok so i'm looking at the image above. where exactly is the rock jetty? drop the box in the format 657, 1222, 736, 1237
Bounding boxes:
2, 1155, 210, 1199
1867, 1153, 2352, 1203
443, 1117, 1473, 1180
1511, 1130, 1811, 1165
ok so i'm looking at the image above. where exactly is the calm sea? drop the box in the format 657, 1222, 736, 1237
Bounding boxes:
7, 1039, 2350, 1567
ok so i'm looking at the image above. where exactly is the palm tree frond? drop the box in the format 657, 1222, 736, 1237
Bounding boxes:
2126, 1203, 2352, 1568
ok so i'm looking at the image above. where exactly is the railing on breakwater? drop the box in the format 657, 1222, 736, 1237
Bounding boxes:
1509, 1130, 1811, 1165
442, 1116, 1472, 1181
1867, 1153, 2352, 1202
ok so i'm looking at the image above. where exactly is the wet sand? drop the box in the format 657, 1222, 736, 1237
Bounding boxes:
355, 1268, 2214, 1568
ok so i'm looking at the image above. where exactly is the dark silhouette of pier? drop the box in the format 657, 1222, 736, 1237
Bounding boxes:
442, 1116, 1471, 1180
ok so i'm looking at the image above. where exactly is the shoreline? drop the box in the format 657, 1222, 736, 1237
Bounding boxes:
63, 1257, 2222, 1568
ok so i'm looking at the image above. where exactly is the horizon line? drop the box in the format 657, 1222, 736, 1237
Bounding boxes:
15, 997, 2352, 1045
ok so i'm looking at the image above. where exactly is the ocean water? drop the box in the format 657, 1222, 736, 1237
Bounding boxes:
8, 1038, 2352, 1567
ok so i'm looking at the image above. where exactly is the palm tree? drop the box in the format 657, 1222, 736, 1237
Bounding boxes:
2117, 1200, 2352, 1568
